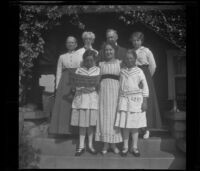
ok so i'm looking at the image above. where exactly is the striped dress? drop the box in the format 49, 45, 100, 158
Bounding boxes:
95, 59, 123, 143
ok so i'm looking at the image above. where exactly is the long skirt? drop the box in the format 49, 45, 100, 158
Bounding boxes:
49, 68, 76, 134
138, 65, 162, 129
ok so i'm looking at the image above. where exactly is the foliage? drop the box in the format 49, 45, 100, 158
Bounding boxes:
19, 130, 41, 169
19, 5, 85, 105
118, 7, 186, 50
78, 5, 186, 50
19, 5, 186, 105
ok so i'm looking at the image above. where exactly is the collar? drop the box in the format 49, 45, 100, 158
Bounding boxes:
67, 50, 75, 54
82, 66, 96, 71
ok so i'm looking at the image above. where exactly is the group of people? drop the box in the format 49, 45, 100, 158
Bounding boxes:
49, 29, 162, 157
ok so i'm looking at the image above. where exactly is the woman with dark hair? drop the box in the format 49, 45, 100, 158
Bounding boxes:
71, 49, 100, 156
95, 42, 122, 155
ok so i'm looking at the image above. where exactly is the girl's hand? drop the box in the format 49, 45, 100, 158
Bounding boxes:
141, 97, 148, 112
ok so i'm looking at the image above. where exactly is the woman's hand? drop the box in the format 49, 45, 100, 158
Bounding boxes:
141, 97, 148, 112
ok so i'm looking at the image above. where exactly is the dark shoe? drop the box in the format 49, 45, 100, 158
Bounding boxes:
131, 148, 140, 157
87, 147, 98, 155
75, 147, 85, 156
121, 148, 129, 157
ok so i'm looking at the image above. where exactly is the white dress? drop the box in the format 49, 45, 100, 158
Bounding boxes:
115, 67, 149, 128
70, 66, 100, 127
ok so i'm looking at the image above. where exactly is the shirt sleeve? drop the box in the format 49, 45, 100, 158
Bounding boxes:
140, 70, 149, 97
56, 55, 63, 89
146, 48, 157, 76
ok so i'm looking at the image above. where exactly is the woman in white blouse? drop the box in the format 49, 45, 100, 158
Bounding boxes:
49, 36, 82, 135
130, 32, 162, 139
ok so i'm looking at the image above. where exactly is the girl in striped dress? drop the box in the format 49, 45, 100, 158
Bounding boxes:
71, 50, 100, 156
95, 42, 123, 155
115, 49, 149, 157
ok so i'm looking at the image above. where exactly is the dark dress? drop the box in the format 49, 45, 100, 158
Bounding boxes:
138, 65, 162, 129
49, 68, 76, 134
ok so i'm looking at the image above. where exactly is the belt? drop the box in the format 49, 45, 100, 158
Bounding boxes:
100, 74, 120, 81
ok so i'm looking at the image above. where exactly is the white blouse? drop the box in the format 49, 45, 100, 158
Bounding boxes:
56, 51, 82, 88
118, 67, 149, 112
72, 66, 100, 110
135, 46, 157, 76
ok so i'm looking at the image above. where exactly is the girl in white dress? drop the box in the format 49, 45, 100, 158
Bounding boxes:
71, 49, 100, 156
115, 49, 149, 157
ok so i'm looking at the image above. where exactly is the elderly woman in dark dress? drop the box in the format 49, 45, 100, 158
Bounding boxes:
49, 36, 82, 135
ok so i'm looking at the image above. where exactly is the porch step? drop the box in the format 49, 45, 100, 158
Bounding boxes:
24, 121, 185, 169
37, 151, 185, 169
31, 135, 178, 155
30, 133, 185, 169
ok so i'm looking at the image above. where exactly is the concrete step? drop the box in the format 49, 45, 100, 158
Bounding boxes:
25, 123, 185, 169
31, 136, 178, 155
36, 148, 185, 169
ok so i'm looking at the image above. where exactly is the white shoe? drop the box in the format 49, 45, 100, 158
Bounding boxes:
143, 130, 150, 139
